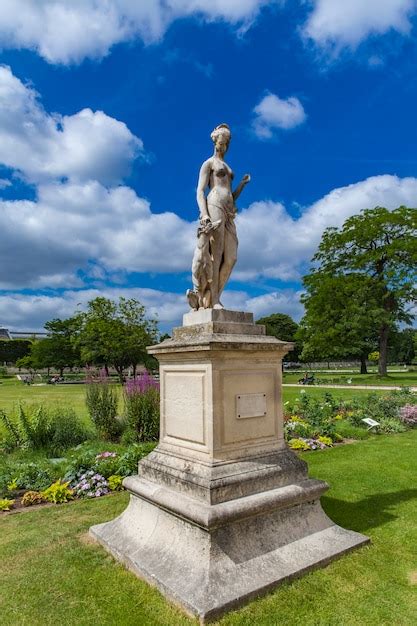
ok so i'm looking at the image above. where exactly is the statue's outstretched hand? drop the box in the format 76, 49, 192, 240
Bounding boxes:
241, 174, 251, 185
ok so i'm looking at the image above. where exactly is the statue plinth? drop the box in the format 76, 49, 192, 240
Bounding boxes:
90, 310, 369, 622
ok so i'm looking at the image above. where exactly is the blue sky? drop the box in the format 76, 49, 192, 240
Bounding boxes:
1, 1, 417, 333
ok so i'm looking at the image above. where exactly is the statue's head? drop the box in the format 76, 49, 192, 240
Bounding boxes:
211, 123, 231, 157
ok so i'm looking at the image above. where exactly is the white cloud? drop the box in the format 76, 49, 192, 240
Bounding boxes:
0, 286, 304, 333
0, 65, 143, 185
1, 173, 415, 330
0, 0, 275, 65
0, 180, 195, 289
0, 177, 11, 189
0, 287, 198, 333
234, 174, 417, 280
303, 0, 417, 50
252, 92, 306, 139
1, 173, 416, 292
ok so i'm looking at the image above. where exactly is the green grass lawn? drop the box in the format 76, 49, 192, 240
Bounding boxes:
0, 378, 119, 420
283, 370, 417, 387
0, 378, 389, 419
1, 431, 417, 625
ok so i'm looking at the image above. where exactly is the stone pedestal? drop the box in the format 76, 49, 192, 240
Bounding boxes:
90, 310, 369, 623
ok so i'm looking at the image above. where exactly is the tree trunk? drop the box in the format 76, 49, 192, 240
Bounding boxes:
360, 354, 368, 374
132, 364, 137, 378
378, 324, 389, 376
115, 365, 124, 384
104, 364, 109, 377
59, 367, 64, 377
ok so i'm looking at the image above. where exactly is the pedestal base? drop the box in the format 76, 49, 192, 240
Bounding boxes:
90, 311, 369, 621
90, 451, 369, 623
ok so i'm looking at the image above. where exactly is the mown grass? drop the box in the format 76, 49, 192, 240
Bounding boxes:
0, 378, 388, 418
1, 431, 417, 625
283, 369, 417, 387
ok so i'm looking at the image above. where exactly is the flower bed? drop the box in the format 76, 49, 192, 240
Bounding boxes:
0, 442, 154, 514
284, 388, 417, 451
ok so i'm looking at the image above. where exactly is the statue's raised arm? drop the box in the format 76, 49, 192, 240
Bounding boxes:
186, 124, 251, 311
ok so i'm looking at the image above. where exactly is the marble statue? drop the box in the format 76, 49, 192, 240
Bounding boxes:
187, 124, 250, 310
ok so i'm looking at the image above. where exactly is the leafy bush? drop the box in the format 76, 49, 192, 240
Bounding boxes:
63, 443, 155, 484
0, 469, 14, 498
284, 417, 314, 439
291, 393, 337, 440
22, 491, 44, 507
13, 462, 53, 491
288, 438, 311, 451
94, 451, 120, 478
108, 475, 124, 491
0, 405, 91, 454
0, 409, 21, 450
0, 498, 15, 511
49, 407, 93, 455
122, 373, 160, 443
317, 435, 333, 447
377, 417, 407, 434
42, 481, 73, 504
85, 377, 120, 440
115, 443, 155, 475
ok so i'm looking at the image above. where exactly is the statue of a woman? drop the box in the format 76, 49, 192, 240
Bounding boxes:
187, 124, 250, 310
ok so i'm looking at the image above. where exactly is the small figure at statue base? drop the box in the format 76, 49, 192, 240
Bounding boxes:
186, 219, 221, 310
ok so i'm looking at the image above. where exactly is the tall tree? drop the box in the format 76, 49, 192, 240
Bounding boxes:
298, 273, 379, 373
256, 313, 301, 361
0, 339, 32, 364
32, 318, 82, 375
74, 297, 158, 381
300, 207, 416, 375
388, 327, 416, 364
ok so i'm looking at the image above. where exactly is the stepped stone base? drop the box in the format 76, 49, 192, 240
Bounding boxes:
90, 449, 369, 623
90, 309, 369, 622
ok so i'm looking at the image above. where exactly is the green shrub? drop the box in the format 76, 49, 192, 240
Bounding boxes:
377, 417, 407, 434
85, 380, 120, 440
0, 405, 91, 454
108, 475, 124, 491
0, 498, 15, 511
115, 443, 155, 476
14, 462, 53, 491
48, 407, 92, 455
293, 393, 337, 440
288, 438, 311, 451
0, 409, 21, 450
317, 435, 333, 447
22, 491, 44, 507
42, 481, 73, 504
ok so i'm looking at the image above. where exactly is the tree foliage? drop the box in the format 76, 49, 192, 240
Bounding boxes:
256, 313, 301, 361
0, 339, 32, 364
30, 318, 81, 375
297, 273, 379, 372
74, 297, 158, 381
388, 327, 416, 364
299, 207, 417, 375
